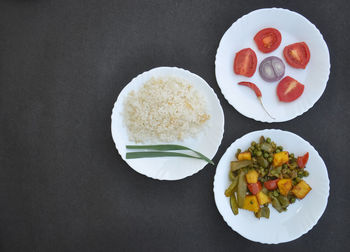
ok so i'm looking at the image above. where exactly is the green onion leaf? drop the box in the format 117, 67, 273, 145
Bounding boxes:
126, 144, 214, 165
126, 151, 202, 160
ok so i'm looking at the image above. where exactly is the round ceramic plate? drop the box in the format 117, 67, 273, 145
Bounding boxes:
213, 129, 329, 244
215, 8, 330, 122
111, 67, 224, 180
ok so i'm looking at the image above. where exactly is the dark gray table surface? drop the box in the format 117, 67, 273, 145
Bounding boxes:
1, 0, 349, 251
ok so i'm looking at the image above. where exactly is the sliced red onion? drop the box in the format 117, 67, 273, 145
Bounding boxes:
259, 56, 285, 82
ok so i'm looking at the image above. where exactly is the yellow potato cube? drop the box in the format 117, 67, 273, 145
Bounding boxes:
242, 195, 260, 213
277, 179, 292, 196
238, 151, 252, 161
273, 151, 289, 167
246, 170, 259, 184
292, 180, 312, 199
256, 191, 271, 205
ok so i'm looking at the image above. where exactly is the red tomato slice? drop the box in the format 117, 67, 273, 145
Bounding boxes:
264, 179, 279, 190
297, 152, 309, 169
254, 28, 282, 53
277, 76, 305, 102
234, 48, 257, 77
247, 182, 262, 195
283, 42, 310, 69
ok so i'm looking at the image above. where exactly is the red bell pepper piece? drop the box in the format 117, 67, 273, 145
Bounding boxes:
297, 152, 309, 169
247, 181, 262, 195
264, 179, 280, 190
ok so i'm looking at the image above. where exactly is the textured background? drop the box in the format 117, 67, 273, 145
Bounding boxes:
1, 0, 349, 251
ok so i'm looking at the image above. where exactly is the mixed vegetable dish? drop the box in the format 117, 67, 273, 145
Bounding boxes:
225, 136, 312, 219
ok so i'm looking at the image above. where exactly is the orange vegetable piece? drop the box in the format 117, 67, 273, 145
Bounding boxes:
238, 151, 252, 161
246, 170, 259, 184
273, 151, 289, 167
277, 179, 292, 196
256, 191, 271, 205
292, 180, 312, 199
242, 195, 260, 212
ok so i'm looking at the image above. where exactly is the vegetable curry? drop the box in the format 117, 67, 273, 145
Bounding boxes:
225, 136, 312, 219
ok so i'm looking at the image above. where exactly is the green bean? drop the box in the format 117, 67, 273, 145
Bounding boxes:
251, 141, 256, 147
303, 171, 309, 177
237, 170, 247, 208
254, 209, 262, 219
269, 166, 282, 177
257, 156, 269, 168
261, 142, 273, 153
267, 157, 273, 163
275, 149, 280, 153
256, 151, 262, 157
263, 152, 269, 158
260, 206, 270, 219
229, 171, 236, 181
273, 190, 279, 197
225, 177, 238, 197
290, 197, 296, 203
230, 193, 239, 215
277, 146, 283, 151
278, 195, 290, 208
230, 160, 252, 172
270, 194, 283, 213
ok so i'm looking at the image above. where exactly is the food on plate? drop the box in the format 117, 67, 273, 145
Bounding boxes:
277, 76, 305, 102
123, 76, 210, 143
297, 152, 309, 169
238, 82, 275, 119
292, 180, 312, 199
125, 144, 214, 165
225, 136, 312, 218
254, 28, 282, 53
283, 42, 310, 69
234, 48, 257, 77
259, 56, 285, 82
237, 151, 251, 161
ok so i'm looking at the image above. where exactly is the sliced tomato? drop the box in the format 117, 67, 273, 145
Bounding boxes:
264, 179, 279, 190
283, 42, 310, 69
254, 28, 282, 53
297, 152, 309, 169
234, 48, 257, 77
247, 182, 262, 195
277, 76, 305, 102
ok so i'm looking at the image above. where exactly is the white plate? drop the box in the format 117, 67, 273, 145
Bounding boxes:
215, 8, 330, 122
111, 67, 224, 180
213, 129, 329, 244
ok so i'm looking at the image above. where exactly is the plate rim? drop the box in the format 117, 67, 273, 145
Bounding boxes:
215, 7, 331, 123
111, 66, 225, 180
213, 128, 330, 244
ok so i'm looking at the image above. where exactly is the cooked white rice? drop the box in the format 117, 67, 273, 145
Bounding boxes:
123, 76, 210, 143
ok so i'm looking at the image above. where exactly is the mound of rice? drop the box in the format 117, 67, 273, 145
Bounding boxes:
123, 76, 210, 143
